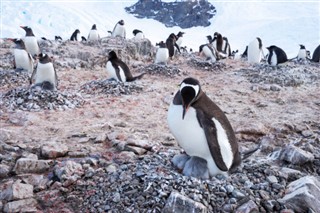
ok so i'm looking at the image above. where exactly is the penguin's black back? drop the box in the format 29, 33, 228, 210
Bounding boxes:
13, 39, 26, 50
274, 46, 288, 64
70, 29, 80, 41
311, 45, 320, 62
241, 46, 248, 58
166, 33, 177, 58
133, 29, 142, 36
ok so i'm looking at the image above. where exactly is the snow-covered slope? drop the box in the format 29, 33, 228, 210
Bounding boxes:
1, 0, 319, 58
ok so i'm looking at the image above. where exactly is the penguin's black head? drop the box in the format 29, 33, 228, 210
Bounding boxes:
214, 32, 221, 38
133, 29, 142, 36
75, 29, 80, 34
119, 20, 124, 25
92, 24, 97, 30
299, 44, 305, 49
266, 45, 276, 52
156, 41, 166, 48
179, 77, 201, 119
207, 35, 213, 43
177, 32, 185, 37
81, 36, 87, 42
20, 26, 34, 36
108, 51, 118, 60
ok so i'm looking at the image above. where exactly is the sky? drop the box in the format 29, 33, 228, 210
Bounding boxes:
1, 0, 319, 58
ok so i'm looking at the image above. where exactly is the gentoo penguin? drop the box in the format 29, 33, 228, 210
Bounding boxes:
112, 20, 126, 38
166, 33, 180, 59
206, 35, 213, 44
154, 41, 169, 64
311, 45, 320, 62
132, 29, 144, 40
175, 31, 185, 47
106, 51, 144, 82
297, 44, 307, 61
70, 29, 80, 41
200, 44, 218, 63
267, 45, 288, 66
88, 24, 100, 41
247, 37, 263, 63
167, 77, 241, 178
9, 38, 34, 74
81, 36, 87, 42
222, 37, 232, 56
212, 32, 223, 52
55, 36, 62, 41
20, 26, 40, 57
30, 53, 58, 90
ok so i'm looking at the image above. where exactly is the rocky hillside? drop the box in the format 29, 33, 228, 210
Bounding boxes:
125, 0, 216, 28
0, 37, 320, 213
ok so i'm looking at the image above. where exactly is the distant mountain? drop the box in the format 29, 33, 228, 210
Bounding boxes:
125, 0, 216, 29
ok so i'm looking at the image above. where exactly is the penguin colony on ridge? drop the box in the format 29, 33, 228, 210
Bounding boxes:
167, 77, 241, 178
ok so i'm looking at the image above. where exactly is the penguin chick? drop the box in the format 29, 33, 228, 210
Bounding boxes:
297, 44, 307, 61
30, 53, 58, 90
9, 38, 34, 74
106, 51, 144, 82
132, 29, 144, 40
167, 77, 241, 178
88, 24, 100, 41
154, 41, 169, 64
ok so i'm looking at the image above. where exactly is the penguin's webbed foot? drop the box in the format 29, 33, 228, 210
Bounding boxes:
172, 154, 190, 170
182, 156, 209, 179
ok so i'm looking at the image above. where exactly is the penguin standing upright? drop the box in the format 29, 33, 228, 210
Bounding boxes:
154, 41, 169, 64
175, 32, 185, 47
88, 24, 100, 41
106, 51, 144, 82
30, 53, 58, 90
9, 38, 34, 74
166, 33, 180, 59
311, 45, 320, 62
132, 29, 144, 40
212, 32, 223, 52
167, 77, 241, 178
200, 44, 218, 63
20, 26, 40, 57
247, 37, 263, 63
112, 20, 126, 38
70, 29, 80, 41
297, 44, 307, 61
267, 45, 288, 66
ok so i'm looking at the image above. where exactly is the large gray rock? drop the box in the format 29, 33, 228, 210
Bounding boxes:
278, 176, 320, 212
40, 143, 69, 159
3, 198, 37, 213
280, 145, 314, 165
163, 191, 207, 213
13, 158, 53, 174
53, 160, 84, 181
235, 200, 259, 213
0, 164, 10, 178
0, 181, 33, 201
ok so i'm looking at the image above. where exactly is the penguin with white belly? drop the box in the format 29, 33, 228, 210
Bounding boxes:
9, 38, 34, 74
154, 41, 169, 65
112, 20, 126, 38
20, 26, 40, 57
106, 51, 144, 82
132, 29, 144, 40
247, 37, 263, 63
297, 44, 307, 61
88, 24, 100, 41
30, 53, 58, 90
266, 45, 288, 66
167, 77, 241, 178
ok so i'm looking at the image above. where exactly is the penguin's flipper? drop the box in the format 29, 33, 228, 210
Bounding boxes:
182, 156, 209, 179
174, 43, 181, 54
172, 154, 190, 170
197, 110, 229, 172
30, 68, 37, 85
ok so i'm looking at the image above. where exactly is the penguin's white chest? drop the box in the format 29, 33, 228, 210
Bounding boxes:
176, 37, 183, 47
14, 49, 33, 73
248, 40, 261, 63
202, 46, 216, 62
167, 104, 231, 176
134, 32, 144, 40
88, 30, 99, 41
35, 63, 55, 85
155, 48, 169, 64
270, 51, 278, 66
297, 49, 306, 60
106, 61, 126, 82
112, 25, 125, 38
23, 36, 39, 56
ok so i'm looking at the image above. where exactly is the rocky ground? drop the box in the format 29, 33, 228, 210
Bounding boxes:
0, 38, 320, 213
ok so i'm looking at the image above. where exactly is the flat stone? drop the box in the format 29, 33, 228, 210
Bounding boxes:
126, 138, 152, 149
3, 198, 37, 213
267, 176, 278, 184
236, 122, 268, 136
0, 181, 33, 201
40, 143, 69, 159
235, 200, 259, 213
125, 145, 147, 155
278, 176, 320, 213
0, 164, 10, 178
13, 158, 53, 174
163, 191, 208, 213
280, 145, 314, 165
94, 133, 107, 143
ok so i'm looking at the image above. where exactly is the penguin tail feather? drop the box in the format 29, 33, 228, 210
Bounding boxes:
127, 73, 145, 82
241, 143, 261, 161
